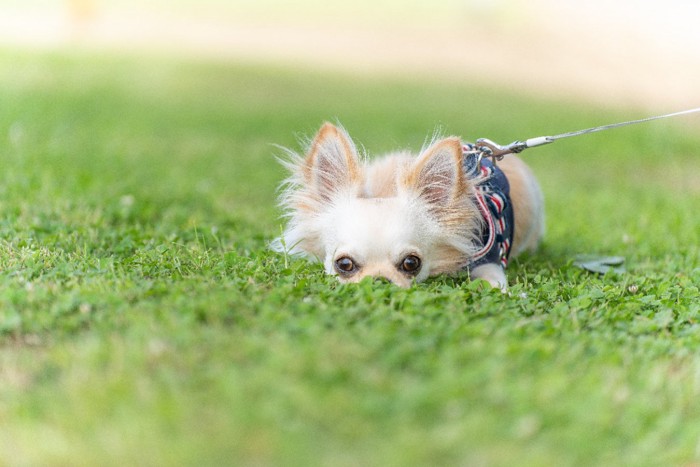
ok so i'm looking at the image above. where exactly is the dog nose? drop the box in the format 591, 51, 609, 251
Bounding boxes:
373, 276, 392, 285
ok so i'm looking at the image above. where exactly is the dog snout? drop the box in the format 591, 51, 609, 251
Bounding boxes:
372, 276, 392, 285
371, 274, 412, 288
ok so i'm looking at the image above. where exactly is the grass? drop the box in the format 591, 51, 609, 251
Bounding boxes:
1, 48, 700, 465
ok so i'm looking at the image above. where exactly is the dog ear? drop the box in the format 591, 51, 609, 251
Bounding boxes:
404, 137, 466, 206
304, 123, 361, 199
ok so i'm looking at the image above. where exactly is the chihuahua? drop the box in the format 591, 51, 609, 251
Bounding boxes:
273, 123, 544, 289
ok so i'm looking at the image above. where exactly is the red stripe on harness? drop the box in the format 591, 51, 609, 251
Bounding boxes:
470, 189, 495, 262
490, 194, 503, 212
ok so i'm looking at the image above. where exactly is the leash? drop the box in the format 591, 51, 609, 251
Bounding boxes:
470, 107, 700, 164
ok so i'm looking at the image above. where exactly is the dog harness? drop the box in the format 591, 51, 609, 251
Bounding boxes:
462, 143, 515, 270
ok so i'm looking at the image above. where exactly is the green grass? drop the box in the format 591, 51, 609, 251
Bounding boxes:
1, 48, 700, 465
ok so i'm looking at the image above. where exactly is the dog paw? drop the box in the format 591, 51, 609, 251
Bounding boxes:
470, 263, 508, 292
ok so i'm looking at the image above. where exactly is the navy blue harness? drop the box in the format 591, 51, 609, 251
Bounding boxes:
462, 144, 515, 270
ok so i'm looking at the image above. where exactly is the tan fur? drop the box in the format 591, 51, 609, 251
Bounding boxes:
274, 123, 544, 289
363, 153, 411, 198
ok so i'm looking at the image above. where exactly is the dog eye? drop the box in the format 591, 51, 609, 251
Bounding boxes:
334, 256, 358, 275
399, 255, 421, 274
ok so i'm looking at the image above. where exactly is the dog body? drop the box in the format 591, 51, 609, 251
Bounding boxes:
275, 123, 544, 289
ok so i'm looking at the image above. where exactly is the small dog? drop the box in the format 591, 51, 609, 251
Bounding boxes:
274, 123, 544, 289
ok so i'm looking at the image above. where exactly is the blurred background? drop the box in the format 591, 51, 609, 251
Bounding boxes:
1, 0, 698, 111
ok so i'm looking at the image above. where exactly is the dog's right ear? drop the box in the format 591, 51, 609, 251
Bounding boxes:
304, 123, 361, 200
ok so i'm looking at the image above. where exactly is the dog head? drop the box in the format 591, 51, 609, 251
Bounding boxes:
275, 123, 481, 287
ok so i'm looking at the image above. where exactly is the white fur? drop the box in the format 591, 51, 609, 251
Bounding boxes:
273, 123, 543, 289
318, 196, 448, 285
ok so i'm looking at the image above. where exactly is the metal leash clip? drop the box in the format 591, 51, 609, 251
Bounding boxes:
475, 137, 554, 166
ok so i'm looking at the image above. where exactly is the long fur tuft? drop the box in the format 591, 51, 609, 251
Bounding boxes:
272, 123, 364, 258
400, 136, 483, 272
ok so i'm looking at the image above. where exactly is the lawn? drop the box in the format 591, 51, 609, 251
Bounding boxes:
1, 49, 700, 465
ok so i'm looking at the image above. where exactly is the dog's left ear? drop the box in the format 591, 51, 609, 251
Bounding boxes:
304, 123, 361, 200
403, 137, 467, 207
